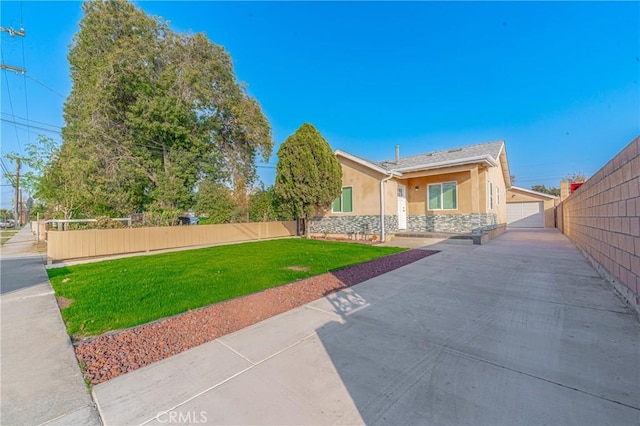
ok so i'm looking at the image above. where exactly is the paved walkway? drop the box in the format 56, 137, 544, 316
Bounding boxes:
93, 229, 639, 425
0, 226, 101, 425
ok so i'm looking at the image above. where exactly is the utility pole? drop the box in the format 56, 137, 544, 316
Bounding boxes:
14, 159, 20, 227
20, 189, 24, 225
6, 155, 23, 227
0, 26, 26, 74
2, 26, 27, 226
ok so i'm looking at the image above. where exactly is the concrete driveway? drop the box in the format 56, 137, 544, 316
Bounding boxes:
93, 229, 639, 425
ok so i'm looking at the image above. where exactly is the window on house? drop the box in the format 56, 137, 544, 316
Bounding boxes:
332, 187, 353, 213
428, 182, 457, 210
496, 187, 500, 205
488, 181, 493, 210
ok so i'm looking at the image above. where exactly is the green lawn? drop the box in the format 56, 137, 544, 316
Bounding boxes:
0, 229, 19, 245
48, 238, 405, 338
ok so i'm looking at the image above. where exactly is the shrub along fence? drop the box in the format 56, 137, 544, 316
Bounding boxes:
47, 221, 297, 263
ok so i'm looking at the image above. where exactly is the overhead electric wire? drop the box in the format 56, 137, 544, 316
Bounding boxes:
0, 158, 16, 186
1, 51, 23, 151
26, 75, 65, 98
20, 14, 33, 145
0, 112, 61, 130
1, 118, 62, 135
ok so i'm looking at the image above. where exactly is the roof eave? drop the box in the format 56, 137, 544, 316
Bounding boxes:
510, 186, 558, 199
394, 154, 498, 173
335, 150, 403, 176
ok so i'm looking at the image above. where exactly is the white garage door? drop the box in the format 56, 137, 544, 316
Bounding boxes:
507, 202, 544, 228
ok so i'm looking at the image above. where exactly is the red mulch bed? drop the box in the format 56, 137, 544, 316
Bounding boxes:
75, 248, 438, 385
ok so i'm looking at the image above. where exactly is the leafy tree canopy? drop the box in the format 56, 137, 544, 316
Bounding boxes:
565, 172, 587, 183
49, 0, 272, 218
248, 185, 293, 222
531, 185, 560, 196
274, 123, 342, 235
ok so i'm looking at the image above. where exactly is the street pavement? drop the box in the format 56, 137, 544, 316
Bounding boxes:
92, 228, 640, 425
0, 226, 101, 425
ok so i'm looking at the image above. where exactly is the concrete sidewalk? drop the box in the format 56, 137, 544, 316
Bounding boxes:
93, 229, 639, 425
1, 226, 101, 425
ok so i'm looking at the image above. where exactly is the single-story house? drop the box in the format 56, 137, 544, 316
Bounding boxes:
506, 186, 558, 228
311, 140, 512, 240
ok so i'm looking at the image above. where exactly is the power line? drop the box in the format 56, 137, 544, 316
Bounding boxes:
26, 75, 65, 98
20, 18, 32, 145
1, 22, 27, 152
1, 118, 62, 135
0, 158, 16, 186
0, 112, 61, 130
0, 26, 26, 73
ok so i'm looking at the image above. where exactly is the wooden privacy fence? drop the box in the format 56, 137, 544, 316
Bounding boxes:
47, 221, 297, 263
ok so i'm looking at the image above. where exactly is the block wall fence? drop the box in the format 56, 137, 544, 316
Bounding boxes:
558, 136, 640, 316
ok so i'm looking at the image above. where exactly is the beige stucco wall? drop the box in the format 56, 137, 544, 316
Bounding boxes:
326, 155, 510, 223
323, 157, 397, 217
506, 188, 557, 228
402, 170, 473, 215
485, 160, 508, 224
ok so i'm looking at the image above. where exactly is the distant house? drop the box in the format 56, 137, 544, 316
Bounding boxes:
310, 140, 512, 240
506, 186, 558, 228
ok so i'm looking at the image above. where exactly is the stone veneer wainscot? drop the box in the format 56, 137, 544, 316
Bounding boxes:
311, 213, 497, 235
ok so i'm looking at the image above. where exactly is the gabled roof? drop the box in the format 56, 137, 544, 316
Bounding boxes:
334, 150, 402, 176
336, 140, 506, 177
509, 186, 558, 199
378, 140, 504, 172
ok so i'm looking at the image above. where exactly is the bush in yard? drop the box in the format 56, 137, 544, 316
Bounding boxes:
274, 123, 342, 236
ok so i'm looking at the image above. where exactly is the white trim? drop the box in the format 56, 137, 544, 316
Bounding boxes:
509, 186, 558, 199
393, 154, 498, 173
488, 180, 493, 210
336, 150, 499, 176
427, 181, 458, 211
380, 173, 394, 242
397, 184, 407, 230
335, 150, 402, 176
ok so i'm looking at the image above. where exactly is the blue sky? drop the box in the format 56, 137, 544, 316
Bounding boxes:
1, 1, 638, 210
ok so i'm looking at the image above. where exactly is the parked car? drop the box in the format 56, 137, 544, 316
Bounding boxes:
177, 215, 199, 225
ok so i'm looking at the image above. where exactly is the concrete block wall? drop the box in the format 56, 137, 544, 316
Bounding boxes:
559, 136, 640, 315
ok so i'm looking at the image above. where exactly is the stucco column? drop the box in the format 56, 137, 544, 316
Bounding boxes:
560, 179, 570, 201
470, 165, 480, 212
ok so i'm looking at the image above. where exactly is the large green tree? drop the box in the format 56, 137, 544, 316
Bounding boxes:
274, 123, 342, 236
248, 185, 293, 222
194, 181, 237, 224
52, 0, 272, 218
531, 185, 560, 197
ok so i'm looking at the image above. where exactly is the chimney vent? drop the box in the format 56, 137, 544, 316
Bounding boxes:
395, 145, 400, 163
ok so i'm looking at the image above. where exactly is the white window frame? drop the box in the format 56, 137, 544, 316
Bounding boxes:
332, 186, 353, 213
428, 181, 458, 211
488, 181, 493, 210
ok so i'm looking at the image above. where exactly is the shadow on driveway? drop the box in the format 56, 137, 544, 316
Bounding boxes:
314, 229, 639, 424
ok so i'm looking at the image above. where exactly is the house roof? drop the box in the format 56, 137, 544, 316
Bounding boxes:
509, 186, 558, 199
337, 140, 506, 175
334, 150, 403, 176
377, 140, 505, 172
